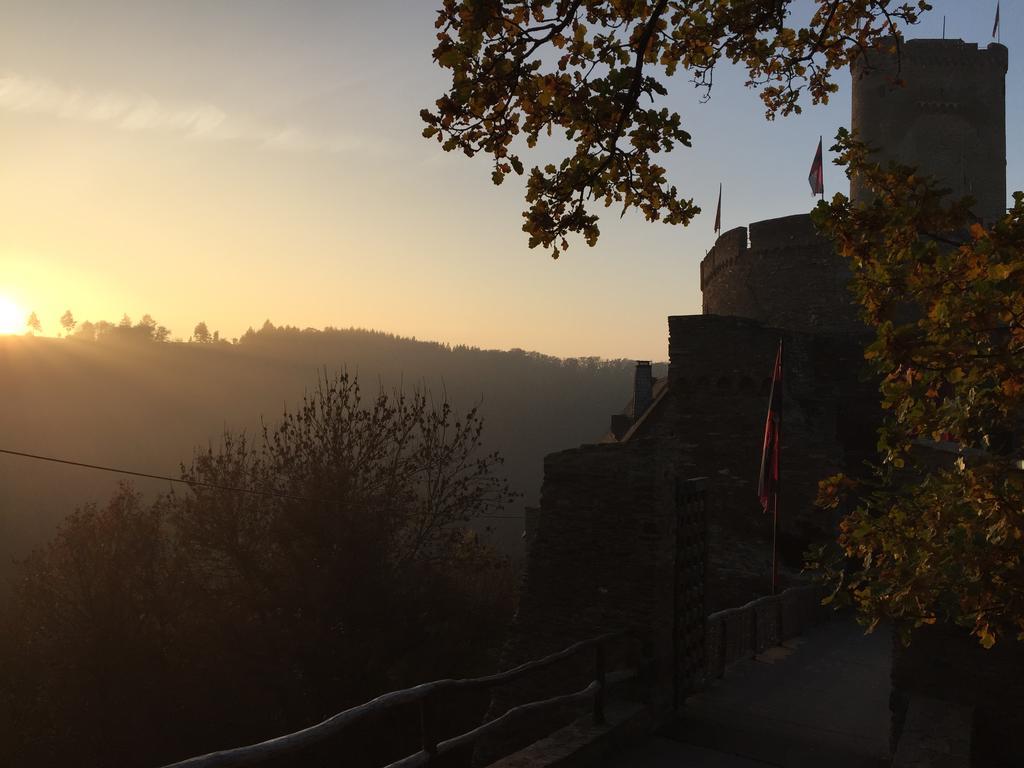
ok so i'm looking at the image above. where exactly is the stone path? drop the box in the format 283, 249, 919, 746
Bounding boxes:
600, 617, 892, 768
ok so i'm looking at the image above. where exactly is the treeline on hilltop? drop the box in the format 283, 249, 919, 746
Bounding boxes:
0, 373, 517, 767
31, 308, 635, 370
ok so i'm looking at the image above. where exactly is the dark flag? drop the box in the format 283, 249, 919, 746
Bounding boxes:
808, 137, 824, 197
757, 339, 783, 514
993, 1, 1001, 40
714, 183, 722, 234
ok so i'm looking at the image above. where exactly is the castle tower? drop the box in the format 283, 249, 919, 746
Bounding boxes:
700, 37, 1009, 337
851, 38, 1008, 223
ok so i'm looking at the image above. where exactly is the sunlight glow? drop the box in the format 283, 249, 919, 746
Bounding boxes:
0, 295, 26, 334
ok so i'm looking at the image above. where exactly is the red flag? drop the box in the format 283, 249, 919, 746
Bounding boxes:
714, 183, 722, 234
757, 340, 783, 513
808, 137, 824, 196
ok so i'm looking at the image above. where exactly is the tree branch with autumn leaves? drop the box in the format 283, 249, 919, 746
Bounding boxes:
813, 130, 1024, 647
422, 0, 931, 257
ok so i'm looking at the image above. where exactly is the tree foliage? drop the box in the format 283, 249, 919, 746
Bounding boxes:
25, 311, 41, 334
67, 313, 172, 342
423, 0, 931, 256
812, 131, 1024, 647
2, 373, 517, 767
192, 320, 212, 343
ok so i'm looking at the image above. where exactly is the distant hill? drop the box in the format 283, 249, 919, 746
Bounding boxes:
0, 323, 666, 585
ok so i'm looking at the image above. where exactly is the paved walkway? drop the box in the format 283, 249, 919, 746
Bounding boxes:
601, 618, 892, 768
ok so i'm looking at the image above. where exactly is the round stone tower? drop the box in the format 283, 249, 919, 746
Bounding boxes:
851, 38, 1008, 223
700, 214, 860, 336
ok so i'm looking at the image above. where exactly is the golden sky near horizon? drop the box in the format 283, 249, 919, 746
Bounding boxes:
1, 1, 1021, 358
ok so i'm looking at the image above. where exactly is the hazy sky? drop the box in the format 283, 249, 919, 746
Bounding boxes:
1, 1, 1020, 359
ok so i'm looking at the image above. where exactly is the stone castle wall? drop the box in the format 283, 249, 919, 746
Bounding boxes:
699, 214, 864, 337
851, 38, 1008, 223
626, 315, 878, 605
478, 440, 702, 761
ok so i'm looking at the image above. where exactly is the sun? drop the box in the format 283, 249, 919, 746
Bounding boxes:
0, 296, 26, 335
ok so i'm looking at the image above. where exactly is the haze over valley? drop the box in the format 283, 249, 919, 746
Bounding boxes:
0, 320, 663, 584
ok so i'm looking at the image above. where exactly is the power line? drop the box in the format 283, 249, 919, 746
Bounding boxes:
0, 447, 315, 502
0, 447, 525, 520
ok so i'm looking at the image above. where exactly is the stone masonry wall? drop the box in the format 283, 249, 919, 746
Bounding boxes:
631, 314, 879, 608
852, 38, 1008, 224
477, 439, 698, 762
699, 214, 864, 337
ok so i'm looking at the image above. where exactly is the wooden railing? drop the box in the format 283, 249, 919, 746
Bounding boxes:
703, 585, 824, 682
159, 631, 641, 768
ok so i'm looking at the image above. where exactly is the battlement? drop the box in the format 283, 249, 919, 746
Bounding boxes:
700, 213, 824, 292
851, 37, 1007, 223
698, 214, 863, 336
853, 38, 1008, 73
700, 226, 747, 291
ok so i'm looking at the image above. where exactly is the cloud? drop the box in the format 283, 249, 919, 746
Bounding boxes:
0, 72, 376, 154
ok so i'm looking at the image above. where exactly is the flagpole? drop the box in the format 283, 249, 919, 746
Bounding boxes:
771, 493, 779, 595
771, 336, 783, 596
714, 182, 722, 235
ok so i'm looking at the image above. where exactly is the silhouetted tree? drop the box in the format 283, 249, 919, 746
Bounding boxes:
135, 314, 158, 340
4, 486, 180, 766
2, 372, 517, 767
25, 311, 41, 335
72, 320, 95, 340
192, 321, 211, 343
59, 310, 76, 335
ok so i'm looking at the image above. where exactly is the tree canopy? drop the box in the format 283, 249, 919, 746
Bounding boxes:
423, 0, 931, 256
2, 372, 517, 766
25, 311, 41, 334
813, 132, 1024, 647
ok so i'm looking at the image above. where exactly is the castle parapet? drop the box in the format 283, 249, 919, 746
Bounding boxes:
700, 226, 747, 291
699, 213, 864, 337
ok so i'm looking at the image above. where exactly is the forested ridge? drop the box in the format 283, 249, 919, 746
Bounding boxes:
0, 320, 662, 572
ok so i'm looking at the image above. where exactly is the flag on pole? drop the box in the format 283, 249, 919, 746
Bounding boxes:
808, 137, 824, 197
993, 1, 1001, 40
757, 339, 783, 514
714, 183, 722, 234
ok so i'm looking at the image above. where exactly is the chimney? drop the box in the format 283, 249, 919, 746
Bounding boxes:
632, 361, 653, 420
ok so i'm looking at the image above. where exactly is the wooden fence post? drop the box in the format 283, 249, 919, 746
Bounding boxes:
420, 694, 438, 764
